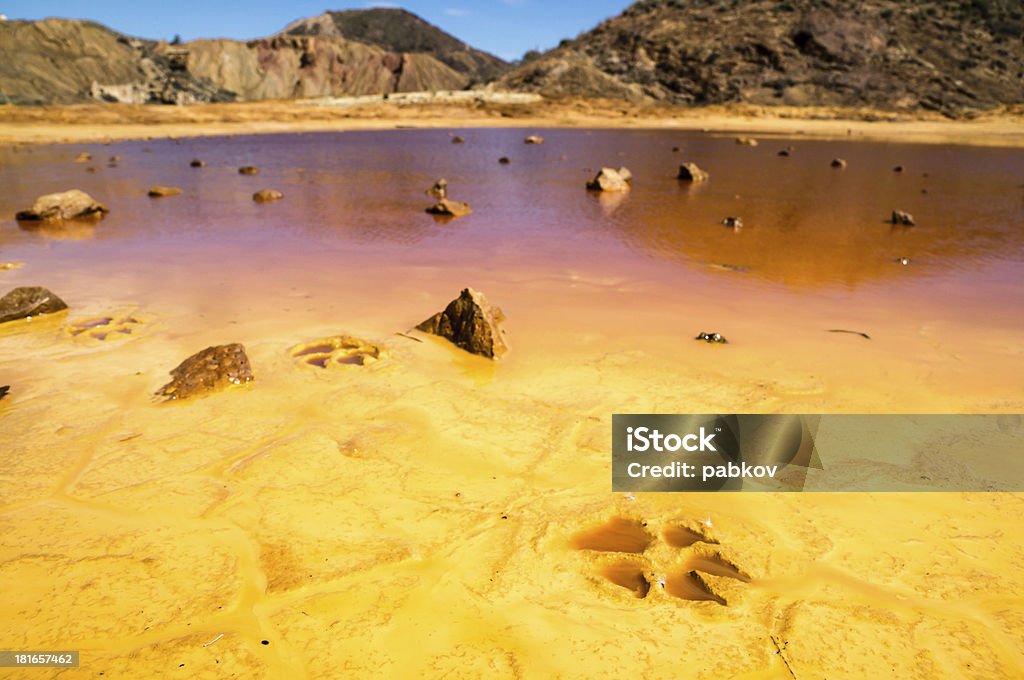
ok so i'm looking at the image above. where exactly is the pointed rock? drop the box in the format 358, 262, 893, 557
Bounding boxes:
416, 288, 508, 359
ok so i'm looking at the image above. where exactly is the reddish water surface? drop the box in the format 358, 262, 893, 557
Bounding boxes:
1, 128, 1022, 411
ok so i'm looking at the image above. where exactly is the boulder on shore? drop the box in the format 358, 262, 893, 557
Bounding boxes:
677, 162, 709, 182
148, 186, 182, 198
425, 198, 472, 217
0, 286, 69, 324
416, 288, 508, 359
587, 166, 632, 192
253, 189, 284, 203
156, 343, 254, 401
15, 190, 108, 222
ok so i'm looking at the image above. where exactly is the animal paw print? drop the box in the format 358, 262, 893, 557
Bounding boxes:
289, 335, 383, 368
66, 315, 143, 341
571, 516, 750, 605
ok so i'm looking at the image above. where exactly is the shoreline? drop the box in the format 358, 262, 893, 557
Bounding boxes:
1, 99, 1022, 147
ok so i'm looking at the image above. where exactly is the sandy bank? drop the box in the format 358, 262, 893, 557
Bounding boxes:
0, 98, 1022, 147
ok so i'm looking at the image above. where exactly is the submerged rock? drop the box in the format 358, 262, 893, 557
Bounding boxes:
451, 135, 465, 144
148, 186, 182, 197
253, 189, 284, 203
156, 343, 254, 401
15, 190, 108, 222
74, 152, 91, 163
425, 198, 472, 217
587, 166, 632, 192
677, 162, 709, 182
416, 288, 508, 359
831, 158, 847, 168
891, 210, 915, 225
721, 216, 744, 229
695, 332, 728, 344
893, 165, 905, 173
190, 159, 206, 168
238, 166, 259, 175
0, 286, 69, 324
498, 157, 511, 164
524, 135, 545, 144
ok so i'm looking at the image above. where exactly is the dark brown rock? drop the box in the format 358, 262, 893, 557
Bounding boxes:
156, 343, 254, 401
831, 158, 847, 168
239, 166, 260, 175
0, 286, 69, 324
416, 288, 508, 359
677, 162, 709, 182
451, 136, 465, 144
721, 216, 744, 229
253, 189, 284, 203
15, 190, 108, 222
191, 159, 206, 168
0, 385, 8, 401
498, 157, 511, 164
425, 198, 472, 217
148, 186, 182, 197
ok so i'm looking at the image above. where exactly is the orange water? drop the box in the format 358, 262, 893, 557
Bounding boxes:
1, 129, 1021, 412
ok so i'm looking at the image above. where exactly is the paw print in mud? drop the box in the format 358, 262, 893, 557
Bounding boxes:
571, 516, 751, 605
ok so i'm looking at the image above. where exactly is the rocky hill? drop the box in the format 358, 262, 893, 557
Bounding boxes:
0, 10, 505, 105
0, 19, 233, 104
497, 0, 1024, 115
280, 9, 508, 85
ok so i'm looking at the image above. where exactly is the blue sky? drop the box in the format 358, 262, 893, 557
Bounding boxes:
0, 1, 634, 61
